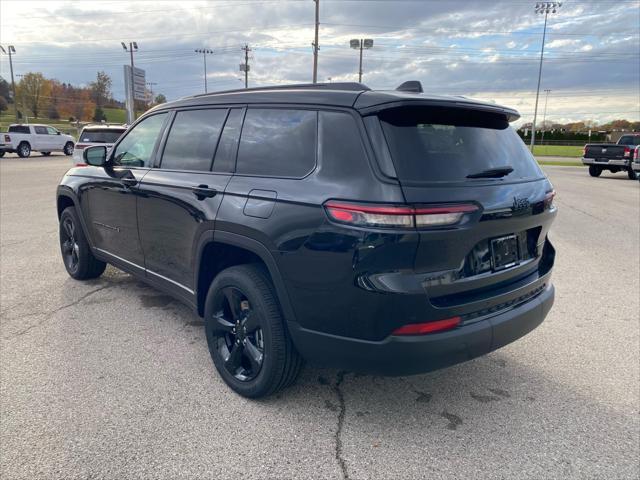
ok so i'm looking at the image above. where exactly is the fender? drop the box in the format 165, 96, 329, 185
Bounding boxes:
194, 230, 298, 326
56, 186, 95, 250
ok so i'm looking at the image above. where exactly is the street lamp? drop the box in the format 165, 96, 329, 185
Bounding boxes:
195, 48, 213, 93
350, 38, 373, 83
0, 45, 18, 121
530, 2, 561, 151
540, 89, 551, 144
121, 41, 139, 124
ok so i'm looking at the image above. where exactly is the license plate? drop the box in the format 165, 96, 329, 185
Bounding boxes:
490, 235, 520, 271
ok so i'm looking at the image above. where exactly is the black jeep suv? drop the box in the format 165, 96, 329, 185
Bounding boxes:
57, 82, 557, 398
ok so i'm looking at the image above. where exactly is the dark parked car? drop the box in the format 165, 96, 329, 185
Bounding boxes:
582, 133, 640, 179
56, 82, 557, 398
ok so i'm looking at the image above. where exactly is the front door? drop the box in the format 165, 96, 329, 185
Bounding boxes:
82, 112, 168, 273
137, 108, 241, 297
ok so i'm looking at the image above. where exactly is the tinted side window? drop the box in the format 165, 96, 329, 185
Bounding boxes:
237, 109, 317, 177
213, 108, 243, 173
8, 126, 30, 134
46, 127, 58, 135
112, 113, 167, 167
161, 109, 227, 171
34, 126, 48, 134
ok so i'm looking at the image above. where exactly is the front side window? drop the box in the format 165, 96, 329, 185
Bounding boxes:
236, 109, 317, 177
161, 109, 227, 171
112, 113, 167, 167
34, 126, 48, 135
46, 127, 58, 135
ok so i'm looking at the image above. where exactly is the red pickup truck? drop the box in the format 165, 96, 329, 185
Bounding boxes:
582, 133, 640, 180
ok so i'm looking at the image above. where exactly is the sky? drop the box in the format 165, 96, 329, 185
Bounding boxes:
0, 0, 639, 127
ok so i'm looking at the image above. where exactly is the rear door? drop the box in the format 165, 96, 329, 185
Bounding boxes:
374, 105, 555, 310
136, 107, 238, 298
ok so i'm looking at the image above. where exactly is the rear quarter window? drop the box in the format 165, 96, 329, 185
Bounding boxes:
378, 106, 544, 184
236, 108, 317, 177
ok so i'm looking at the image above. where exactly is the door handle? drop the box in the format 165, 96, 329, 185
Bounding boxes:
121, 177, 138, 187
191, 185, 218, 199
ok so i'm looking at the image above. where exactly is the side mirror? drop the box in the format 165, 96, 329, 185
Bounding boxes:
56, 131, 61, 135
83, 145, 107, 166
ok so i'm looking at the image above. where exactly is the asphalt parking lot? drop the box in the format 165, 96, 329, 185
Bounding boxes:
1, 155, 638, 479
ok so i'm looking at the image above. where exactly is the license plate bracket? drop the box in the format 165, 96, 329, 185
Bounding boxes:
490, 234, 520, 271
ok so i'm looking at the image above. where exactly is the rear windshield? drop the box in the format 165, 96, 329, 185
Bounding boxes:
80, 129, 125, 144
378, 106, 543, 184
619, 136, 640, 146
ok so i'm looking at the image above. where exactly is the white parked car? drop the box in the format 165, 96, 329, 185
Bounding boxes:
72, 124, 128, 165
0, 124, 75, 158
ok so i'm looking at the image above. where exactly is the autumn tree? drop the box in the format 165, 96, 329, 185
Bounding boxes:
17, 73, 51, 118
89, 71, 112, 108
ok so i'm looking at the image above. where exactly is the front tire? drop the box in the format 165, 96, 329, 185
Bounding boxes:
628, 168, 637, 180
63, 142, 74, 156
17, 142, 31, 158
0, 150, 5, 157
204, 264, 302, 398
59, 206, 106, 280
589, 165, 602, 177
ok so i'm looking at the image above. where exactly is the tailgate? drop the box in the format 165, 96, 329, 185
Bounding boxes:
584, 144, 626, 159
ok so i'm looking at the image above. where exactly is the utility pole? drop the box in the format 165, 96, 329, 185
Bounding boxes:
195, 48, 213, 93
540, 89, 551, 144
146, 81, 157, 106
530, 2, 561, 152
121, 41, 138, 124
241, 44, 251, 89
312, 0, 319, 83
0, 45, 18, 121
350, 39, 373, 83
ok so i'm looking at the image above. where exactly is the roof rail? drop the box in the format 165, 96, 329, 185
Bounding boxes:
191, 82, 370, 98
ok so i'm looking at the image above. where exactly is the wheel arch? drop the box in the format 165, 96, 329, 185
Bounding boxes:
56, 189, 94, 248
195, 231, 297, 326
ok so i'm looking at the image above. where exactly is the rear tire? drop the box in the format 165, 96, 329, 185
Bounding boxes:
17, 142, 31, 158
59, 206, 106, 280
589, 165, 602, 177
204, 264, 302, 398
63, 142, 74, 156
0, 151, 5, 157
628, 168, 637, 180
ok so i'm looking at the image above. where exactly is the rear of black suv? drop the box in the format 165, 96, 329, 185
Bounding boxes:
285, 96, 556, 375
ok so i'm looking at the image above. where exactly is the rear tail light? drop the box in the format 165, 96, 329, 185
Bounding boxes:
324, 201, 478, 229
392, 317, 461, 336
4, 135, 10, 142
74, 144, 88, 150
634, 147, 639, 161
623, 147, 631, 157
544, 190, 556, 210
582, 146, 587, 157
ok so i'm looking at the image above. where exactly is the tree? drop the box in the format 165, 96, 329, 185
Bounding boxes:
17, 73, 51, 118
0, 96, 7, 112
154, 93, 167, 104
0, 77, 11, 103
93, 106, 107, 122
89, 71, 112, 108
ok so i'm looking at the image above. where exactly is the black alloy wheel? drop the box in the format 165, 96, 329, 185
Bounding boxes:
60, 215, 80, 275
211, 286, 264, 382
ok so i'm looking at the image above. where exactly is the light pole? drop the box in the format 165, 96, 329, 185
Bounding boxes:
540, 89, 551, 144
146, 81, 157, 106
530, 2, 561, 152
350, 38, 373, 83
195, 48, 213, 93
121, 41, 138, 124
0, 45, 18, 121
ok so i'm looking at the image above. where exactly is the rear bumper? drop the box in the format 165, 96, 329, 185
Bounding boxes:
289, 283, 554, 375
582, 158, 628, 167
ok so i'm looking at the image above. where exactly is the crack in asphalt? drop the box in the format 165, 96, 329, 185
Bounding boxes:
3, 283, 115, 339
332, 371, 349, 480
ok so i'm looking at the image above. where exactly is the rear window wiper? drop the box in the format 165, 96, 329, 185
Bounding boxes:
466, 166, 514, 179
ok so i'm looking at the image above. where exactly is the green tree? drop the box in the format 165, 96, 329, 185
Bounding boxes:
0, 77, 11, 103
93, 106, 107, 122
17, 73, 51, 118
0, 96, 7, 112
154, 93, 167, 104
89, 71, 112, 108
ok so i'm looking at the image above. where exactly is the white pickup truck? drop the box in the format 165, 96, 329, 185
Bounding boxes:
0, 124, 75, 158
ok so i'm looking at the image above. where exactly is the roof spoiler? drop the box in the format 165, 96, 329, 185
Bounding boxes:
395, 81, 423, 93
